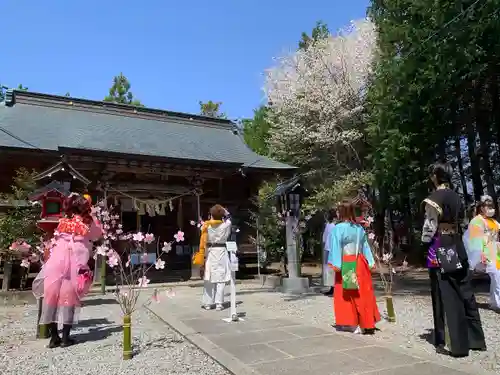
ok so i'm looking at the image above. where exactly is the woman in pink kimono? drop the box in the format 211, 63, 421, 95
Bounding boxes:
33, 193, 103, 348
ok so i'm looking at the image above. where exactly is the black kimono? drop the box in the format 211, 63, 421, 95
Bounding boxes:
422, 186, 486, 357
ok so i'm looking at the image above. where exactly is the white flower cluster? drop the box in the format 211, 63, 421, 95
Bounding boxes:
264, 18, 377, 165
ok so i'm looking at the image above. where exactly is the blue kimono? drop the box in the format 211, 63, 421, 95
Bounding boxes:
327, 222, 374, 270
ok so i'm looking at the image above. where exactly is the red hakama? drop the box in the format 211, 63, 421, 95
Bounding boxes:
332, 254, 380, 329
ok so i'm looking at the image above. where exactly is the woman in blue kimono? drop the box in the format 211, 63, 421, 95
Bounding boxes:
327, 200, 380, 334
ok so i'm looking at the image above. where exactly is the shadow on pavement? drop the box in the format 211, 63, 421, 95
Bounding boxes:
78, 318, 115, 328
418, 328, 435, 346
374, 273, 490, 296
74, 325, 122, 343
81, 298, 118, 306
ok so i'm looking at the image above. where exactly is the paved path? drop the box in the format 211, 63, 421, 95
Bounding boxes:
147, 284, 493, 375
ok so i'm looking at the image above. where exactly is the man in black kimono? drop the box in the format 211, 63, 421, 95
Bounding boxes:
422, 162, 486, 357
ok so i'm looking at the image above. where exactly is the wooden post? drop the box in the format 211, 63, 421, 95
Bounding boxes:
100, 189, 108, 295
191, 194, 201, 280
100, 256, 106, 295
36, 298, 49, 339
2, 261, 12, 291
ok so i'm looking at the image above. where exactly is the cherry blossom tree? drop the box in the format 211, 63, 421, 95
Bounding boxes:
91, 200, 180, 360
264, 18, 378, 208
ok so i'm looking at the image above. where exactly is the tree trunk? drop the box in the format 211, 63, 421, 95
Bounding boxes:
474, 82, 497, 208
454, 135, 469, 204
488, 65, 500, 158
465, 103, 483, 201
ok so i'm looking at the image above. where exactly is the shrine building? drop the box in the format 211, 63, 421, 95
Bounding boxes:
0, 89, 294, 281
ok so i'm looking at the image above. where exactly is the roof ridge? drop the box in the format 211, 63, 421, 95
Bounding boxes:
10, 89, 235, 129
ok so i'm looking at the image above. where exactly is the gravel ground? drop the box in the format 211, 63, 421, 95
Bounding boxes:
233, 279, 500, 374
0, 295, 230, 375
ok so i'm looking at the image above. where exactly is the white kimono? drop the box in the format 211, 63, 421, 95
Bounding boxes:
202, 220, 232, 307
322, 222, 335, 287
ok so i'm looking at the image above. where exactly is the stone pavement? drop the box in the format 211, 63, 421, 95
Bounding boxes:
146, 285, 493, 375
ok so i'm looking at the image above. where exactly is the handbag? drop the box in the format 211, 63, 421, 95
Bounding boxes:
436, 243, 463, 273
436, 211, 463, 273
341, 227, 361, 290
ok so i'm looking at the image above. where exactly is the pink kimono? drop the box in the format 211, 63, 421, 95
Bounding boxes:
33, 215, 103, 325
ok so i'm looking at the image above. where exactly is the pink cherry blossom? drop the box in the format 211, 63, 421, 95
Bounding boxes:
20, 259, 30, 268
96, 245, 108, 256
155, 259, 165, 270
174, 231, 184, 242
132, 232, 145, 242
190, 220, 196, 226
137, 276, 150, 288
144, 233, 155, 244
368, 232, 375, 240
9, 241, 31, 253
162, 242, 172, 253
107, 254, 119, 268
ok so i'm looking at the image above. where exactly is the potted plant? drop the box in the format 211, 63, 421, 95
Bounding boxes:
367, 228, 407, 323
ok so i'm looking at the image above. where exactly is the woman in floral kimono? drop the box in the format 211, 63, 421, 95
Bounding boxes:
193, 204, 232, 311
327, 200, 380, 334
465, 195, 500, 311
33, 193, 103, 348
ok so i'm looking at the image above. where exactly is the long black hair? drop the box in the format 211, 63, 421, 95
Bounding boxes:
326, 208, 336, 223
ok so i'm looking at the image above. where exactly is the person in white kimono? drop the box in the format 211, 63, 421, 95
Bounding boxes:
322, 209, 336, 296
193, 204, 232, 311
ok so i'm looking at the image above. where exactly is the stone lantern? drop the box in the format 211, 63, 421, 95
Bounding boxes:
273, 176, 309, 294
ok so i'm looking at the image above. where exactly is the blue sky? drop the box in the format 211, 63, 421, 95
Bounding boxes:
2, 0, 369, 119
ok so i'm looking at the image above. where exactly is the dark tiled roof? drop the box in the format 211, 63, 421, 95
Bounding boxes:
0, 90, 295, 170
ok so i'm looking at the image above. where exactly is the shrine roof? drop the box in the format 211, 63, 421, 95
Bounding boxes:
0, 90, 295, 171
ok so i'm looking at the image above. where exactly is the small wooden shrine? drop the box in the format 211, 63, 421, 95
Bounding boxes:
27, 159, 91, 259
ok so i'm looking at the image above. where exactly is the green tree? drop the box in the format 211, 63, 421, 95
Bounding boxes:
298, 20, 329, 50
199, 100, 226, 118
366, 0, 500, 255
242, 105, 271, 156
104, 73, 143, 106
0, 168, 41, 255
0, 83, 28, 101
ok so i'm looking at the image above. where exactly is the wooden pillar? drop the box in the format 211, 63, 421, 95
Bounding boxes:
190, 194, 201, 280
100, 189, 108, 295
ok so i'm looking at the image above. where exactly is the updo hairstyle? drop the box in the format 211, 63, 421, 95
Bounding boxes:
64, 193, 92, 223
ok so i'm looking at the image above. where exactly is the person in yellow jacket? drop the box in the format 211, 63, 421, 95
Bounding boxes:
193, 204, 232, 311
465, 195, 500, 312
